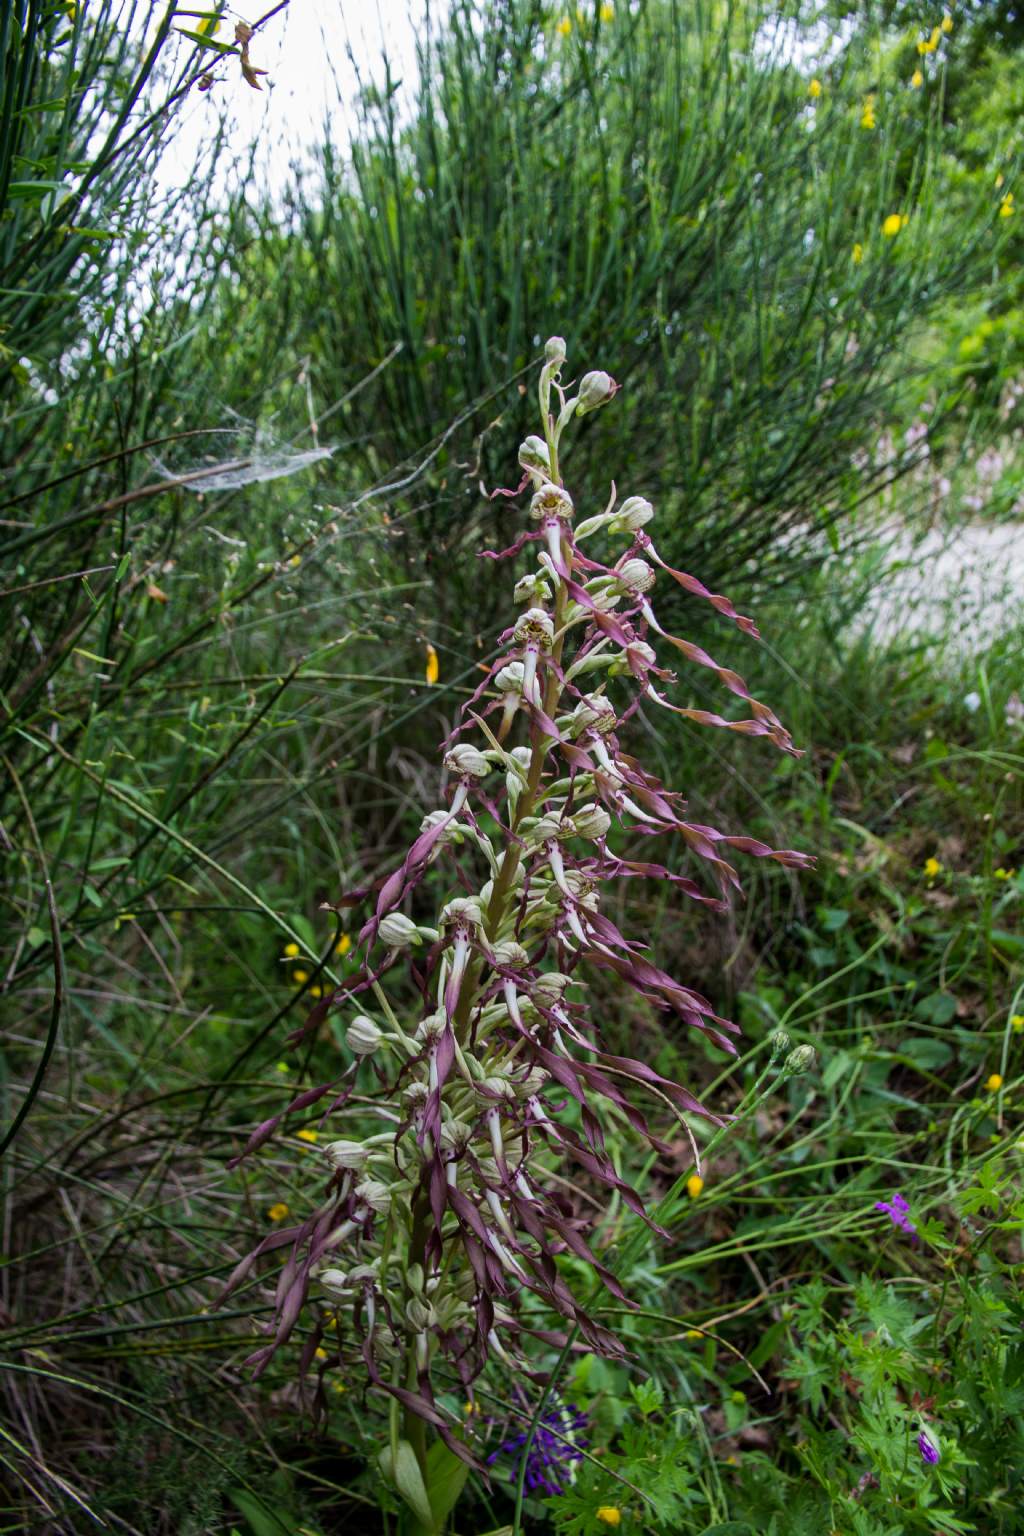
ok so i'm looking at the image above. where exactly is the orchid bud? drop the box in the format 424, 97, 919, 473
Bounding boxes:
495, 660, 526, 694
355, 1179, 392, 1215
348, 1262, 380, 1285
616, 557, 656, 594
518, 435, 551, 474
528, 812, 567, 844
439, 1118, 472, 1153
478, 1076, 516, 1102
440, 896, 483, 934
491, 939, 529, 969
323, 1138, 370, 1170
514, 607, 555, 650
406, 1297, 433, 1331
444, 743, 490, 779
545, 335, 567, 367
575, 370, 618, 414
612, 495, 654, 531
569, 694, 617, 737
318, 1268, 349, 1294
580, 579, 623, 613
609, 638, 657, 676
562, 869, 595, 900
416, 1008, 448, 1042
533, 971, 573, 1006
785, 1044, 817, 1076
769, 1029, 791, 1058
378, 912, 423, 949
346, 1015, 383, 1056
529, 483, 574, 523
507, 745, 531, 782
419, 808, 463, 852
573, 803, 611, 839
513, 572, 552, 606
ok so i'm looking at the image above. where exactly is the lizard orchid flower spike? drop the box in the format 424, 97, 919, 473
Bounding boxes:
222, 338, 811, 1498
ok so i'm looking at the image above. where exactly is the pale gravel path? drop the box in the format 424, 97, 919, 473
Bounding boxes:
865, 521, 1023, 652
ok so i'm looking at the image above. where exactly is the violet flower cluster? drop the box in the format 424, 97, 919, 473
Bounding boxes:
486, 1395, 589, 1496
223, 337, 811, 1460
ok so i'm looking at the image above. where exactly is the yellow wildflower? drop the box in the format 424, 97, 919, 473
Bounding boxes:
331, 1380, 346, 1393
314, 1347, 329, 1360
310, 985, 323, 998
600, 1, 615, 19
283, 941, 300, 958
994, 867, 1015, 880
882, 213, 906, 238
999, 194, 1014, 219
293, 969, 309, 984
556, 15, 571, 35
463, 1399, 483, 1415
911, 68, 924, 88
996, 173, 1004, 188
808, 78, 822, 99
941, 13, 953, 31
596, 1511, 622, 1529
860, 95, 876, 129
985, 1074, 1003, 1093
923, 856, 941, 877
852, 242, 864, 264
268, 1202, 290, 1222
686, 1174, 704, 1199
1010, 1015, 1024, 1033
425, 642, 440, 685
296, 1128, 319, 1143
275, 1061, 291, 1074
685, 1328, 703, 1339
917, 26, 940, 53
288, 554, 301, 568
336, 934, 351, 956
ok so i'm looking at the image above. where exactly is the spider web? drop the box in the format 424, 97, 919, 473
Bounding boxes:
151, 422, 333, 493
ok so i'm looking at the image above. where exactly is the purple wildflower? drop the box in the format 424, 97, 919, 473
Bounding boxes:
487, 1400, 589, 1495
918, 1429, 940, 1465
875, 1191, 916, 1236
